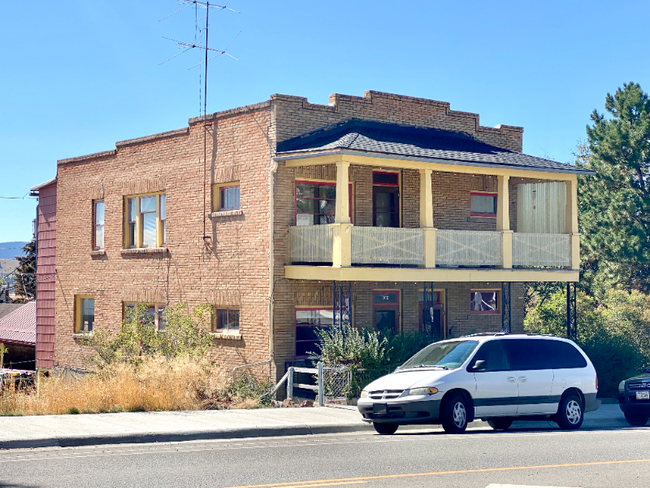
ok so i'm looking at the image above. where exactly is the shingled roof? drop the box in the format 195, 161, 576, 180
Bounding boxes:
276, 119, 593, 175
0, 301, 36, 345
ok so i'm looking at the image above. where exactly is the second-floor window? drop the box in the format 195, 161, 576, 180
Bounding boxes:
94, 200, 104, 250
75, 296, 95, 333
125, 193, 166, 248
295, 181, 352, 225
213, 183, 240, 212
470, 192, 497, 217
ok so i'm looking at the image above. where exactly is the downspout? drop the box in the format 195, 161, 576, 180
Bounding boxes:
268, 102, 278, 380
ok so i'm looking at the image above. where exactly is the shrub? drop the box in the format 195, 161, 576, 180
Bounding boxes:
80, 303, 214, 368
525, 288, 650, 397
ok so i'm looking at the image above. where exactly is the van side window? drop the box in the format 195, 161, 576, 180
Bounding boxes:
470, 340, 510, 371
546, 340, 587, 369
502, 339, 548, 370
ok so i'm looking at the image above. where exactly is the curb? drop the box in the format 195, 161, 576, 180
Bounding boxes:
0, 423, 375, 450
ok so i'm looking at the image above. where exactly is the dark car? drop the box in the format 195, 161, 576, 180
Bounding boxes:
618, 368, 650, 426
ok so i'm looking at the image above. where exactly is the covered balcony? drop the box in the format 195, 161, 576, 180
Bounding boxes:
276, 120, 592, 283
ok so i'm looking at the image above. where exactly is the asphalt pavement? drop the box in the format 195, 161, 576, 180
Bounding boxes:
0, 402, 628, 450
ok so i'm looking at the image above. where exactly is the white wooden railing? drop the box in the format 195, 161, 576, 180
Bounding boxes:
351, 227, 424, 265
289, 225, 333, 263
288, 226, 571, 268
513, 233, 570, 267
436, 230, 502, 266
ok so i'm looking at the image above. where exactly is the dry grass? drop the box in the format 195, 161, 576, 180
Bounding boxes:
0, 357, 271, 416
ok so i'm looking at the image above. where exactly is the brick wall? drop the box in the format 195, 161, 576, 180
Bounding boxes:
54, 105, 274, 370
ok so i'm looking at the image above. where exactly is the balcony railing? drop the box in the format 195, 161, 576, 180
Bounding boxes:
289, 225, 333, 263
513, 233, 570, 267
436, 230, 502, 266
288, 225, 573, 268
351, 227, 424, 265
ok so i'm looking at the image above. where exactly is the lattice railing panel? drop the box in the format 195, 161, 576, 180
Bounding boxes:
289, 225, 333, 263
436, 230, 502, 266
351, 227, 424, 265
513, 233, 570, 267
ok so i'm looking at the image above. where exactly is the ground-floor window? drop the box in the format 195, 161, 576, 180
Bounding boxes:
124, 303, 166, 330
470, 290, 499, 313
215, 307, 239, 333
295, 308, 333, 358
74, 296, 95, 333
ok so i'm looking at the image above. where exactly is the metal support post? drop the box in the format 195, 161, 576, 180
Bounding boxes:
317, 362, 324, 407
566, 282, 577, 340
286, 367, 294, 400
501, 282, 511, 333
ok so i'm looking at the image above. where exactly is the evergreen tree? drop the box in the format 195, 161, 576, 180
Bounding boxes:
578, 82, 650, 294
13, 239, 36, 301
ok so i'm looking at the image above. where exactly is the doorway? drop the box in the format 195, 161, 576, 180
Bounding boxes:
419, 290, 445, 339
373, 290, 400, 334
373, 171, 399, 227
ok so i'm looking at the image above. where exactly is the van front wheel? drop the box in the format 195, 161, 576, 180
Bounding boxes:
441, 394, 468, 434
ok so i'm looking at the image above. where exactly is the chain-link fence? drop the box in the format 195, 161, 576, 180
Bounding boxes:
322, 365, 351, 403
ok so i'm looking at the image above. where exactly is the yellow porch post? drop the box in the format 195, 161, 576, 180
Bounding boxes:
420, 168, 436, 268
497, 175, 513, 268
566, 177, 580, 270
332, 160, 352, 267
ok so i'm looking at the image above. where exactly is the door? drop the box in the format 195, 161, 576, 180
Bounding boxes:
373, 291, 399, 334
470, 340, 519, 418
373, 171, 400, 227
502, 339, 555, 415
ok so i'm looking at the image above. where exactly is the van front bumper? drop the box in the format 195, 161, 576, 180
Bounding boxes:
357, 398, 442, 424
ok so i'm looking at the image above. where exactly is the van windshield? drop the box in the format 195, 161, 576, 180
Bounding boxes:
398, 340, 479, 371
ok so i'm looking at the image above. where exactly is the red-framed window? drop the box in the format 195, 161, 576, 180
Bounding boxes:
470, 192, 497, 217
295, 180, 352, 226
470, 290, 500, 314
373, 290, 400, 334
215, 307, 240, 333
94, 200, 104, 250
295, 307, 333, 358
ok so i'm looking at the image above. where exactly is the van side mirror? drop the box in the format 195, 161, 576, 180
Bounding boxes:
471, 359, 487, 372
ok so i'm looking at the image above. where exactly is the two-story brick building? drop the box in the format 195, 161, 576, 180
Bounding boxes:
32, 90, 592, 378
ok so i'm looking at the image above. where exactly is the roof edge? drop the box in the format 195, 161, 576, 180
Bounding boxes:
274, 148, 596, 176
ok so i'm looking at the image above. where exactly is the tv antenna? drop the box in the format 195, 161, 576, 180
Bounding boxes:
160, 0, 240, 249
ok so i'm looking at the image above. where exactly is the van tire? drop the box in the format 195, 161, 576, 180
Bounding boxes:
373, 422, 398, 435
487, 418, 513, 430
556, 393, 584, 429
441, 394, 468, 434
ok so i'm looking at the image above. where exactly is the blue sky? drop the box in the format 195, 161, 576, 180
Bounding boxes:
1, 0, 648, 244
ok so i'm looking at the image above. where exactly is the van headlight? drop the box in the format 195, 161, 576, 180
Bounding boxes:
619, 380, 626, 392
360, 390, 368, 398
407, 387, 438, 396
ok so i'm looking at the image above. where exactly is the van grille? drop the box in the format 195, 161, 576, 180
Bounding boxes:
628, 382, 650, 390
368, 390, 403, 400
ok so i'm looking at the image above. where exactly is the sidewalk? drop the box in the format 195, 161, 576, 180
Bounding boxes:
0, 403, 628, 450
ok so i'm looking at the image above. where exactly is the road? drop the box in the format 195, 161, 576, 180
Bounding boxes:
0, 423, 648, 488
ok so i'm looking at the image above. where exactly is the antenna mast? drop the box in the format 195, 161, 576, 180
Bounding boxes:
160, 0, 240, 249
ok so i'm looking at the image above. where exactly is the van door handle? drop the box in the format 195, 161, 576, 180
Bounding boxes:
518, 376, 527, 383
507, 377, 516, 382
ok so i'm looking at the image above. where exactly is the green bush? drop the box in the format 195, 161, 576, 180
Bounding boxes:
80, 303, 214, 368
525, 288, 650, 397
312, 325, 439, 397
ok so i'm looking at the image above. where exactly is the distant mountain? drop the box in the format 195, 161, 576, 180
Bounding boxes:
0, 259, 18, 278
0, 242, 27, 260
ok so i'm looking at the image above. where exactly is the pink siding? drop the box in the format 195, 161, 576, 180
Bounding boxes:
35, 181, 56, 369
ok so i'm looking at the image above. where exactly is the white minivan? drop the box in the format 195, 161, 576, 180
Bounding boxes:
357, 334, 600, 434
